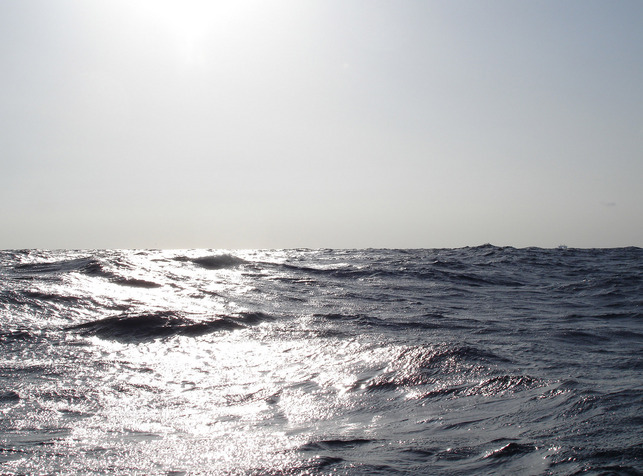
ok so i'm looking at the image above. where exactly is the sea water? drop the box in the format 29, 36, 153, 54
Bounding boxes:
0, 246, 641, 474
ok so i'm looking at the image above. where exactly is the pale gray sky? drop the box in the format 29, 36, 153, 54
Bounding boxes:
1, 0, 642, 249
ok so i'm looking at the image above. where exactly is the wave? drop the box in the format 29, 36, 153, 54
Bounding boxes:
463, 375, 541, 397
111, 277, 162, 288
66, 310, 273, 342
353, 345, 506, 392
483, 441, 537, 459
347, 344, 544, 400
1, 247, 641, 474
0, 289, 97, 322
177, 254, 247, 270
312, 312, 475, 333
13, 257, 108, 277
10, 255, 168, 291
299, 438, 373, 452
21, 290, 83, 304
0, 390, 20, 403
274, 259, 530, 289
0, 329, 35, 342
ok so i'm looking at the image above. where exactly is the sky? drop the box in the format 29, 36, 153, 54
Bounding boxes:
1, 0, 642, 249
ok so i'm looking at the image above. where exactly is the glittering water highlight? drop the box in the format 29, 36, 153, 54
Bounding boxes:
0, 247, 641, 474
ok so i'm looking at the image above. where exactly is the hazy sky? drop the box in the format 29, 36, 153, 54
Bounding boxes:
1, 0, 642, 249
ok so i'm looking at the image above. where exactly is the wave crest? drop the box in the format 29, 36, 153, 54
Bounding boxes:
66, 310, 272, 342
188, 254, 248, 270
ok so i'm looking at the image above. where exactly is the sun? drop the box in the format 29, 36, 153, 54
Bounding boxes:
122, 0, 305, 67
123, 0, 221, 67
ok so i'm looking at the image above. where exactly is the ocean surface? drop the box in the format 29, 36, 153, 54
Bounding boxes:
0, 246, 641, 475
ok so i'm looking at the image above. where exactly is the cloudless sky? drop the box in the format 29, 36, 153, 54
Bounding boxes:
1, 0, 642, 249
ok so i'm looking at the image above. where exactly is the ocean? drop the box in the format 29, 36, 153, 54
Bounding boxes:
0, 246, 641, 475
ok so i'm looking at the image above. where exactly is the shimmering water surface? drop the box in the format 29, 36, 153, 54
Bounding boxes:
0, 247, 641, 474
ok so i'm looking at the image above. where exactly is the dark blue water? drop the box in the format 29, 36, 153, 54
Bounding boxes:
0, 246, 641, 474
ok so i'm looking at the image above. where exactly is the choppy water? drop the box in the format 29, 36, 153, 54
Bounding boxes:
0, 246, 641, 475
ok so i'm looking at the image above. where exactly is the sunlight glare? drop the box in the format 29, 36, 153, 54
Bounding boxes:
123, 0, 280, 67
125, 0, 215, 67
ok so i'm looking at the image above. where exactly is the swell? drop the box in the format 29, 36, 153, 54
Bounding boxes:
483, 441, 538, 460
9, 256, 166, 290
312, 312, 473, 333
13, 257, 110, 277
1, 289, 84, 307
174, 254, 247, 270
299, 438, 374, 452
1, 247, 641, 474
0, 289, 99, 323
349, 344, 539, 398
272, 249, 591, 289
0, 330, 34, 342
66, 310, 273, 342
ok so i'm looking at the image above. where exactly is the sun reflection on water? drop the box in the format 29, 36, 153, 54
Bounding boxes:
4, 249, 503, 473
57, 322, 380, 473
